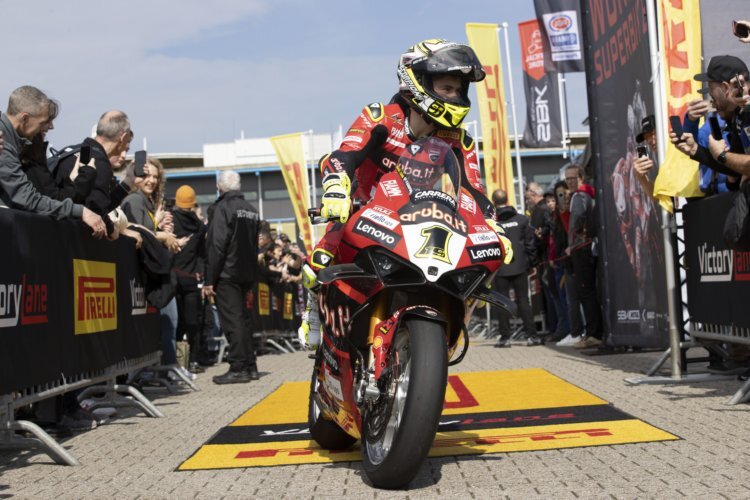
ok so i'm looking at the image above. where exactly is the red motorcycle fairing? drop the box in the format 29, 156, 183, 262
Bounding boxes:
336, 170, 503, 278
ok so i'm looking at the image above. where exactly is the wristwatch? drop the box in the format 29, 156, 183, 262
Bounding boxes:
717, 150, 728, 164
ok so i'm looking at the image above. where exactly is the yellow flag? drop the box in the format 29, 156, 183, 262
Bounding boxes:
653, 0, 704, 211
270, 133, 314, 254
466, 23, 515, 203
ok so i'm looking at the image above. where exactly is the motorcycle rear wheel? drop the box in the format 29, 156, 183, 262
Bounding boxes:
361, 318, 448, 489
308, 348, 357, 451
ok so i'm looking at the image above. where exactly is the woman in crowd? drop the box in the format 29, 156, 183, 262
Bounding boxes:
121, 158, 188, 373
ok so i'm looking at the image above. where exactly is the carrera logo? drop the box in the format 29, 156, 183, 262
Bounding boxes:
360, 208, 399, 230
74, 260, 117, 335
469, 243, 503, 263
0, 275, 49, 328
413, 190, 457, 210
342, 135, 363, 144
353, 220, 400, 249
549, 14, 572, 32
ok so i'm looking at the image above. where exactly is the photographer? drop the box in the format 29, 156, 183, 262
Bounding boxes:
672, 56, 750, 181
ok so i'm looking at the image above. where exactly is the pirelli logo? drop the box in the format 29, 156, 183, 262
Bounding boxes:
73, 259, 117, 335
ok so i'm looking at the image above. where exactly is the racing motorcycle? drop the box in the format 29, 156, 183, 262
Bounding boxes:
307, 137, 515, 489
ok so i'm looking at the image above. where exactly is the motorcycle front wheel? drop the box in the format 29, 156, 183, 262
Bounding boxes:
361, 318, 448, 489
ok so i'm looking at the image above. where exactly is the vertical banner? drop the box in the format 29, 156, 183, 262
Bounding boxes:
652, 0, 704, 208
519, 19, 564, 148
466, 23, 515, 202
580, 0, 668, 347
270, 133, 314, 254
534, 0, 586, 72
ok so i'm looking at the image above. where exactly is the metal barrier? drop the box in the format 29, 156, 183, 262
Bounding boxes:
691, 322, 750, 405
0, 351, 163, 466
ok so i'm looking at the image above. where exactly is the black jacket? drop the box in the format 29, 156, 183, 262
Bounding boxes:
172, 208, 206, 282
56, 137, 130, 234
20, 136, 97, 204
496, 205, 537, 277
205, 190, 260, 287
528, 202, 551, 262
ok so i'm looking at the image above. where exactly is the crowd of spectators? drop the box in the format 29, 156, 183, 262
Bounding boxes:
0, 85, 309, 433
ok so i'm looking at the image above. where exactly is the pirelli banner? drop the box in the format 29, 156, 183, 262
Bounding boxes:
684, 194, 750, 328
0, 210, 159, 395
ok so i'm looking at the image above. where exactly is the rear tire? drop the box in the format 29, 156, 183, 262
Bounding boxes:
308, 349, 357, 450
361, 318, 448, 489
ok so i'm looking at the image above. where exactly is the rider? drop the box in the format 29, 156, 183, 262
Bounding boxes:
299, 39, 513, 347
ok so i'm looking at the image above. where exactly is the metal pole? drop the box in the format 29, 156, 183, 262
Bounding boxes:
558, 73, 569, 158
307, 129, 317, 242
256, 172, 264, 220
645, 0, 682, 378
500, 23, 525, 213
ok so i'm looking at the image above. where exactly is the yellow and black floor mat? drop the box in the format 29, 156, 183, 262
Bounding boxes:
179, 368, 678, 470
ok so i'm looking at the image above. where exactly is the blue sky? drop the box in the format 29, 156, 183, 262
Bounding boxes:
0, 0, 587, 153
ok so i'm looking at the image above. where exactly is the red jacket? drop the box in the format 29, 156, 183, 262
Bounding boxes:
320, 96, 493, 217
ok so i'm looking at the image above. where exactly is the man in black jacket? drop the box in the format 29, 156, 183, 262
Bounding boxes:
56, 110, 136, 235
202, 171, 261, 384
492, 189, 542, 347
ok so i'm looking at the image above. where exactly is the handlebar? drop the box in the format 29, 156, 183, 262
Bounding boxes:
308, 201, 362, 225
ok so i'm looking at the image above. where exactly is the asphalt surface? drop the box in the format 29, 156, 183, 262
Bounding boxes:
1, 339, 749, 499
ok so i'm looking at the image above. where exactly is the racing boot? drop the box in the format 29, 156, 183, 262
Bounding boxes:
297, 264, 322, 349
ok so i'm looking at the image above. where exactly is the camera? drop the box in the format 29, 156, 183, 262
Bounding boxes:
164, 197, 176, 212
637, 145, 648, 158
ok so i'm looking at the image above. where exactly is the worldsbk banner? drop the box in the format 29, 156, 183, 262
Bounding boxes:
270, 132, 314, 254
580, 0, 669, 347
466, 23, 516, 203
684, 194, 750, 328
518, 19, 563, 148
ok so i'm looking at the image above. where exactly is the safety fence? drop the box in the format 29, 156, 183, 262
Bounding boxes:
683, 193, 750, 404
247, 274, 304, 354
0, 210, 162, 464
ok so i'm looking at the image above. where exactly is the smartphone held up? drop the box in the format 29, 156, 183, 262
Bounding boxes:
134, 150, 147, 178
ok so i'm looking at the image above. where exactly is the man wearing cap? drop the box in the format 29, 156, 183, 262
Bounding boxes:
172, 185, 208, 373
673, 55, 750, 181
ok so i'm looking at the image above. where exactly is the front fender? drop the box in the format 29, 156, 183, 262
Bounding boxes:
372, 305, 447, 380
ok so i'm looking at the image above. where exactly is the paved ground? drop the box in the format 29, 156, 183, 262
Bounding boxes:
1, 339, 749, 499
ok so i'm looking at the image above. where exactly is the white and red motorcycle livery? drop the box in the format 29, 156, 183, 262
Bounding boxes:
307, 137, 514, 489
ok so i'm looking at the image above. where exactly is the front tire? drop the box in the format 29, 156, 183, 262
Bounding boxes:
361, 318, 448, 489
308, 348, 357, 450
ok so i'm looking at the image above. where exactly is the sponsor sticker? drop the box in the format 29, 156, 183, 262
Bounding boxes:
0, 275, 49, 328
413, 190, 457, 210
400, 202, 468, 234
469, 231, 499, 245
360, 208, 398, 230
381, 179, 403, 198
460, 194, 476, 214
130, 278, 147, 315
73, 259, 117, 335
342, 135, 363, 144
468, 243, 503, 263
353, 219, 401, 249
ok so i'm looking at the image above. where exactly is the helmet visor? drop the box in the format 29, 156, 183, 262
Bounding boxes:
411, 45, 486, 82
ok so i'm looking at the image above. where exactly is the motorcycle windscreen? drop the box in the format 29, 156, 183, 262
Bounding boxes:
397, 137, 467, 282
